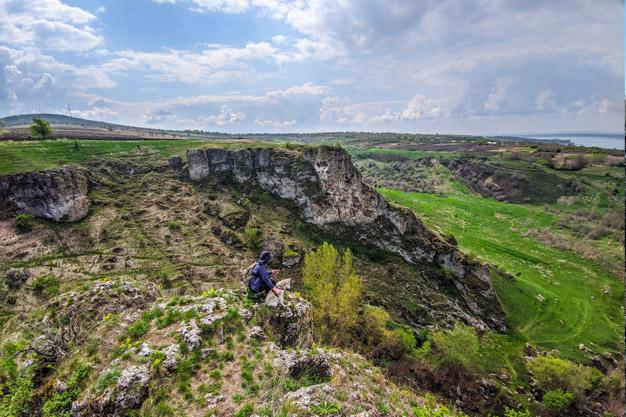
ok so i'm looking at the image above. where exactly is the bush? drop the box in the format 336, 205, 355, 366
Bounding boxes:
14, 213, 34, 232
528, 355, 605, 399
431, 324, 479, 371
244, 227, 262, 249
42, 364, 89, 417
542, 389, 573, 411
354, 305, 417, 359
32, 276, 61, 298
167, 221, 182, 230
302, 242, 361, 346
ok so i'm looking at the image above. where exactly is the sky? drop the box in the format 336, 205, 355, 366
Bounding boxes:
0, 0, 623, 134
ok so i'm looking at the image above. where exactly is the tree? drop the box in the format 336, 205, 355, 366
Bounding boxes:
29, 116, 53, 140
302, 242, 361, 346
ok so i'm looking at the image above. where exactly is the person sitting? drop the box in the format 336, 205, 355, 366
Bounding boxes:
247, 250, 281, 300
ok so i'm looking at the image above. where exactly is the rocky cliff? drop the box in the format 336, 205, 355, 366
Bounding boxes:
185, 146, 508, 332
0, 166, 90, 222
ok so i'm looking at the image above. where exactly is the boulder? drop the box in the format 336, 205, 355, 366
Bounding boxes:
266, 297, 313, 348
4, 268, 28, 289
179, 319, 202, 351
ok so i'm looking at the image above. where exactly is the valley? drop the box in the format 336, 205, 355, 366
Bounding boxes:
0, 127, 623, 417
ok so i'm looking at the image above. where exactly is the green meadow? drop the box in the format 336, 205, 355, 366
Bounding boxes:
380, 188, 625, 367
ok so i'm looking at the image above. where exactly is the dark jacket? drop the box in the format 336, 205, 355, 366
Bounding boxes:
247, 259, 274, 293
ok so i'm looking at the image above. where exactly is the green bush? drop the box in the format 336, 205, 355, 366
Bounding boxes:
42, 364, 90, 417
167, 220, 182, 229
244, 227, 262, 249
95, 367, 121, 394
528, 355, 605, 399
128, 319, 151, 338
431, 324, 479, 371
32, 276, 61, 298
0, 366, 34, 416
542, 389, 573, 411
302, 242, 361, 346
14, 213, 34, 232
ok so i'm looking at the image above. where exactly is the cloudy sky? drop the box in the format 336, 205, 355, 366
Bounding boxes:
0, 0, 623, 134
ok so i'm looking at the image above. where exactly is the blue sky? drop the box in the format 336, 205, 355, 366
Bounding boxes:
0, 0, 623, 134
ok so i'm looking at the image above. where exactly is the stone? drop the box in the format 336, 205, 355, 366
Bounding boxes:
266, 297, 313, 348
179, 319, 202, 351
239, 309, 253, 322
248, 326, 268, 340
162, 344, 180, 373
168, 156, 183, 175
113, 365, 151, 414
4, 268, 28, 289
138, 343, 152, 357
204, 393, 225, 406
288, 354, 332, 379
0, 167, 90, 222
54, 380, 67, 393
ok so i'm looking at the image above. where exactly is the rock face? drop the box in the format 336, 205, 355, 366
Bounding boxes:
0, 167, 90, 222
186, 146, 508, 332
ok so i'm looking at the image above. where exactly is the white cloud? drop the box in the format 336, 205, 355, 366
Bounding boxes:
102, 42, 288, 84
0, 0, 103, 51
484, 77, 511, 112
254, 117, 296, 127
267, 82, 330, 98
205, 105, 246, 125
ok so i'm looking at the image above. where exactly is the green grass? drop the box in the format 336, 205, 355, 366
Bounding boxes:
0, 139, 297, 175
380, 189, 625, 365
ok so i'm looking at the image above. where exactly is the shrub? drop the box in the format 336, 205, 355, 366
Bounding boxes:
302, 242, 361, 346
32, 276, 61, 298
167, 220, 182, 229
14, 213, 34, 232
42, 363, 90, 417
244, 227, 262, 249
354, 305, 415, 359
431, 324, 479, 371
542, 389, 573, 411
528, 355, 605, 399
128, 319, 151, 338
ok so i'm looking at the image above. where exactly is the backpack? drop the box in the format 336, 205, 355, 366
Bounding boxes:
241, 262, 258, 286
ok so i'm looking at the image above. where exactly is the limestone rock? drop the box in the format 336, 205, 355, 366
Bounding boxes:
266, 297, 313, 348
113, 365, 151, 415
162, 344, 180, 373
168, 155, 183, 175
179, 319, 202, 351
0, 167, 90, 222
288, 354, 332, 379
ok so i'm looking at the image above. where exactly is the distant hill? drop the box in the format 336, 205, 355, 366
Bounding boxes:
0, 113, 121, 129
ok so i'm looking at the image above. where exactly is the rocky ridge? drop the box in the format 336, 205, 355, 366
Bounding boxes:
184, 146, 508, 333
11, 279, 451, 417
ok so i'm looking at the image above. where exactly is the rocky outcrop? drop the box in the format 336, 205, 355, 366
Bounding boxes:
185, 146, 508, 332
0, 166, 90, 221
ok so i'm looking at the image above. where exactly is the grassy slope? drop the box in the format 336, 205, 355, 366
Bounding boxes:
380, 188, 625, 365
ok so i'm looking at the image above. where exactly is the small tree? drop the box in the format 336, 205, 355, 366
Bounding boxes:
302, 242, 361, 346
29, 116, 53, 140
